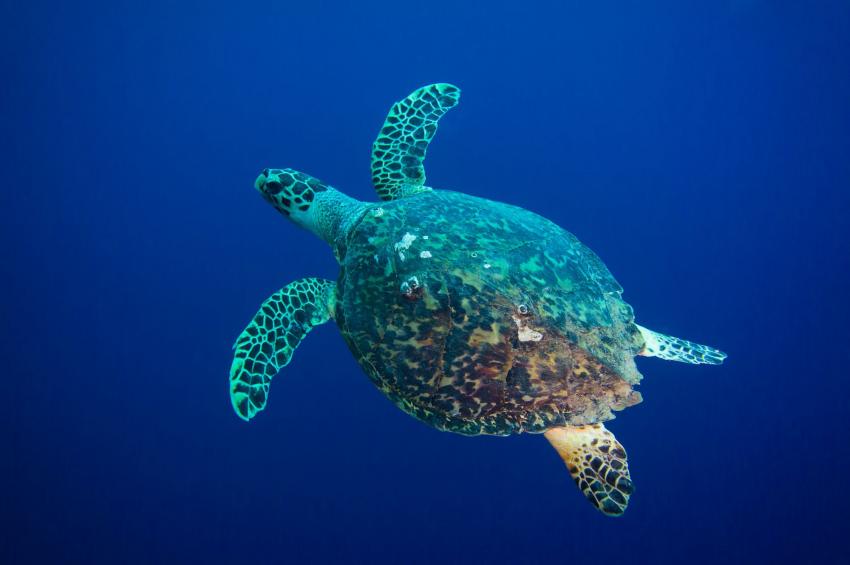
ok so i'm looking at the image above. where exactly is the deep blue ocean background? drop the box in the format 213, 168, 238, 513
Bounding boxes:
3, 1, 850, 563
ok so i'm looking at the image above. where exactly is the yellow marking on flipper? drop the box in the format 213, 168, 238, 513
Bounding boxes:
544, 423, 633, 517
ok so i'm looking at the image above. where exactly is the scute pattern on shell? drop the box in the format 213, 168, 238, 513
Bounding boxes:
336, 190, 644, 436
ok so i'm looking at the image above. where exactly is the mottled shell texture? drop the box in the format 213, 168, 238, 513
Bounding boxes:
336, 190, 644, 436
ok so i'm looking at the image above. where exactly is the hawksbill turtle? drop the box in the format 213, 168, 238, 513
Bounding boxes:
230, 83, 726, 516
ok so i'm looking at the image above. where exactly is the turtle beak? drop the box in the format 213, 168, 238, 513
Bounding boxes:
255, 169, 269, 191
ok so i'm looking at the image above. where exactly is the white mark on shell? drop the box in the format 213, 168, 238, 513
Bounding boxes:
512, 315, 543, 342
422, 235, 429, 240
394, 232, 417, 261
483, 263, 491, 269
420, 250, 432, 259
371, 207, 384, 217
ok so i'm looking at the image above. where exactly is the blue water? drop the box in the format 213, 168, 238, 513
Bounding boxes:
3, 1, 849, 563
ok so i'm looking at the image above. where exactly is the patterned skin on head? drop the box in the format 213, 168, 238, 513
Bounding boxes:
255, 168, 326, 218
254, 168, 366, 253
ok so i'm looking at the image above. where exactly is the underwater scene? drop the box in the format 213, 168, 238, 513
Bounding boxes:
3, 1, 849, 563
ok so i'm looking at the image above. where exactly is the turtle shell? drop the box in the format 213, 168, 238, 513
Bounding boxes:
335, 190, 644, 436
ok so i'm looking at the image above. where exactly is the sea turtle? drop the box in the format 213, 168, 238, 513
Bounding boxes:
230, 83, 726, 516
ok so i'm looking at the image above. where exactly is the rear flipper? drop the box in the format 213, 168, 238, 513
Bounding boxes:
545, 424, 633, 516
637, 324, 727, 365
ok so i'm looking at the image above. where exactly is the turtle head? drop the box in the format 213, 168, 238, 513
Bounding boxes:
255, 168, 366, 254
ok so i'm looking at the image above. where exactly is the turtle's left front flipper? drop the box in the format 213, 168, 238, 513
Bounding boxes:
230, 278, 336, 421
371, 83, 461, 201
545, 424, 634, 516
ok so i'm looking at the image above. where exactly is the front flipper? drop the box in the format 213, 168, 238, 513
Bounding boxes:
544, 424, 633, 517
371, 83, 461, 201
230, 278, 336, 421
637, 324, 727, 365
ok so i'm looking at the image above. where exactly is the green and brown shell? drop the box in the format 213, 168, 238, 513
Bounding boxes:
336, 189, 645, 436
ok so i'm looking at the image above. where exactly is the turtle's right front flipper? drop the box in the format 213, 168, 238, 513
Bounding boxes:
230, 278, 336, 421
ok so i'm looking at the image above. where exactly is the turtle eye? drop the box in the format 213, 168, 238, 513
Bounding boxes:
264, 180, 282, 195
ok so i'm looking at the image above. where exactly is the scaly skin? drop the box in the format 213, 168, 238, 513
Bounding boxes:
371, 83, 461, 201
230, 278, 337, 420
